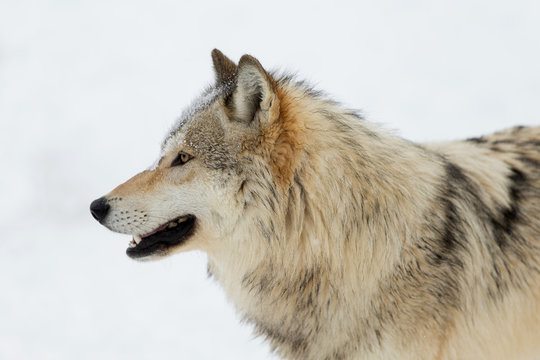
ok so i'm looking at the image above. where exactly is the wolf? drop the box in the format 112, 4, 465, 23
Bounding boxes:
90, 49, 540, 360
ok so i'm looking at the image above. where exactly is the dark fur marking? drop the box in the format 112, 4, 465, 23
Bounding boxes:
242, 265, 325, 357
269, 182, 278, 200
442, 160, 536, 299
382, 161, 481, 323
434, 162, 471, 266
490, 167, 526, 249
269, 220, 276, 241
519, 156, 540, 169
256, 323, 309, 357
492, 139, 516, 145
293, 172, 309, 220
466, 136, 487, 144
294, 173, 306, 201
264, 195, 275, 212
521, 139, 540, 147
242, 265, 275, 295
258, 275, 271, 294
257, 219, 272, 242
374, 329, 382, 346
238, 180, 248, 209
249, 190, 263, 206
511, 125, 526, 134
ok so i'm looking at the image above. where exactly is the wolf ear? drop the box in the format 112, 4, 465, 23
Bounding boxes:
211, 49, 237, 84
228, 54, 279, 127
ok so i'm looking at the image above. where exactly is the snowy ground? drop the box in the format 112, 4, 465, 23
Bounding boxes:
0, 0, 539, 359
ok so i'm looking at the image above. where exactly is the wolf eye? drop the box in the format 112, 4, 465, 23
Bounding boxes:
171, 151, 193, 167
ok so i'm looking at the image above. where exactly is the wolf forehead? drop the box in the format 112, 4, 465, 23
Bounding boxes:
162, 84, 230, 151
159, 82, 245, 171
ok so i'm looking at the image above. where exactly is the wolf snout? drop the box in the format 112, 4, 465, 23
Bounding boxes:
90, 197, 110, 222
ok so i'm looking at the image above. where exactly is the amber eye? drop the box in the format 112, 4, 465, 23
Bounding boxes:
171, 151, 193, 167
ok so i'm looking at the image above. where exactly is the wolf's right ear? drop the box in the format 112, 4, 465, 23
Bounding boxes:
227, 55, 279, 128
211, 49, 237, 84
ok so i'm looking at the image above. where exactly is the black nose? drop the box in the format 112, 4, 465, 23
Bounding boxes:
90, 197, 110, 222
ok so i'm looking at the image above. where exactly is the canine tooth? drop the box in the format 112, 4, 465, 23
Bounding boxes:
177, 217, 188, 223
168, 222, 177, 228
134, 235, 142, 244
128, 240, 136, 248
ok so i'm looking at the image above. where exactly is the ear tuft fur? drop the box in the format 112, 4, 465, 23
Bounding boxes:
230, 54, 278, 126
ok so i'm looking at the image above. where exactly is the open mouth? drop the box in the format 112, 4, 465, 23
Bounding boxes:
126, 215, 196, 258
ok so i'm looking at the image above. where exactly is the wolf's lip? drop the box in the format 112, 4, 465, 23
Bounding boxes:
126, 215, 196, 258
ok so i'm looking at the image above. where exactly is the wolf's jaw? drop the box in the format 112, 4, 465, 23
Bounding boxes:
126, 215, 196, 257
128, 216, 192, 248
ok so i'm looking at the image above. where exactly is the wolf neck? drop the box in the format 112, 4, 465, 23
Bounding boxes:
208, 82, 445, 357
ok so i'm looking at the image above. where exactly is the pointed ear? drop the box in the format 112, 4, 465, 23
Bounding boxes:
229, 54, 279, 127
211, 49, 237, 84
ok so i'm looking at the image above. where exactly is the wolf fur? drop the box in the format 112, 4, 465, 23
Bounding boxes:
94, 50, 540, 359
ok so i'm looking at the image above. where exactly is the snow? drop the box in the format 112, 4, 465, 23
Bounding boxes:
0, 0, 538, 359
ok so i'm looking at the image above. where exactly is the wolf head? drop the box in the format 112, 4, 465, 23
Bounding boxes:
90, 50, 304, 260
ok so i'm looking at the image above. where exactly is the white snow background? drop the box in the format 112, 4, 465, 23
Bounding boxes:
0, 0, 539, 359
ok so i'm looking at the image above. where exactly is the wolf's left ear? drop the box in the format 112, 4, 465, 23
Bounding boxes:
211, 49, 237, 84
228, 55, 279, 127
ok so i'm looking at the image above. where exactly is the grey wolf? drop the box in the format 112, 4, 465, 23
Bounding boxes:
91, 49, 540, 359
